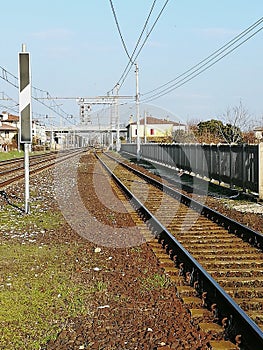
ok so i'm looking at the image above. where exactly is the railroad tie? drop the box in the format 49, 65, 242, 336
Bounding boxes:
198, 322, 224, 336
208, 340, 237, 350
188, 308, 208, 326
180, 296, 202, 308
176, 285, 196, 298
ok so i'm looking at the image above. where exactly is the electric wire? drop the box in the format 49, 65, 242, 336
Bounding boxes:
0, 92, 19, 113
143, 16, 263, 97
0, 66, 74, 125
118, 0, 170, 90
107, 0, 170, 94
113, 0, 157, 89
108, 0, 133, 63
32, 86, 75, 125
0, 103, 18, 114
141, 17, 263, 103
0, 66, 18, 88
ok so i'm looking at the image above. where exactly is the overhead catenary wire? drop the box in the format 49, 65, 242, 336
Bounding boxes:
0, 91, 19, 113
107, 0, 170, 94
108, 0, 133, 63
0, 66, 75, 125
143, 16, 263, 96
141, 17, 263, 103
144, 26, 263, 102
32, 86, 75, 125
0, 103, 18, 114
118, 0, 170, 90
113, 0, 157, 88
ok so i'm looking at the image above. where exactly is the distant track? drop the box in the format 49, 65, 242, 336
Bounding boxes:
95, 151, 263, 350
0, 149, 84, 189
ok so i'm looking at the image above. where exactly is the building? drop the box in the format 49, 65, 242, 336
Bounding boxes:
0, 112, 19, 150
32, 120, 47, 146
126, 116, 186, 143
0, 111, 47, 151
254, 126, 263, 141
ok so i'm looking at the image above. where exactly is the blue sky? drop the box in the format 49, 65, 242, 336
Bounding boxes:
0, 1, 262, 127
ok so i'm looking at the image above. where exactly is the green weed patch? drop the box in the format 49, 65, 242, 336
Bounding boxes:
0, 202, 63, 234
139, 273, 171, 292
0, 243, 94, 349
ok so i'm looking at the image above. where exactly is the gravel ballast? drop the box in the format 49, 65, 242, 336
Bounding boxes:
1, 151, 262, 349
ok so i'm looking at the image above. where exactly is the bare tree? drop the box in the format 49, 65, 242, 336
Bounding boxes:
257, 114, 263, 128
219, 100, 251, 143
222, 100, 251, 130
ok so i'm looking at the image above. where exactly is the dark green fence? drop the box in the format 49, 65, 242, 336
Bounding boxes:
121, 143, 259, 193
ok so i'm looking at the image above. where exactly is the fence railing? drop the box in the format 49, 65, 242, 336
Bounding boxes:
120, 143, 260, 195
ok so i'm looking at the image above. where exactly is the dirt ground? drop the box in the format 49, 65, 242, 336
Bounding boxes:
2, 152, 262, 349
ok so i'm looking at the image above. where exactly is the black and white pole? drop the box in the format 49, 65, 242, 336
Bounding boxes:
18, 43, 32, 214
135, 63, 140, 161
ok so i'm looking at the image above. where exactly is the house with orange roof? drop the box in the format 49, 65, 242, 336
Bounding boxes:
0, 112, 19, 150
126, 115, 186, 143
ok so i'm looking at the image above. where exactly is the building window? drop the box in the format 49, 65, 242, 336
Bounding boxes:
150, 128, 154, 135
135, 129, 137, 135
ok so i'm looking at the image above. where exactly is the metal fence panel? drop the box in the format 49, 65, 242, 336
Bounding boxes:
120, 143, 259, 193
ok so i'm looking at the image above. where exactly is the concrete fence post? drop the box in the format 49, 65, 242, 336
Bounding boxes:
259, 142, 263, 200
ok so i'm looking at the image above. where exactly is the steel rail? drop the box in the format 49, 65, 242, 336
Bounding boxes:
96, 152, 263, 350
106, 152, 263, 250
122, 151, 240, 198
0, 151, 72, 176
0, 150, 78, 177
0, 151, 59, 166
0, 149, 85, 189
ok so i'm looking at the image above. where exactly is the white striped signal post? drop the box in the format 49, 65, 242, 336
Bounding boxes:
18, 43, 32, 214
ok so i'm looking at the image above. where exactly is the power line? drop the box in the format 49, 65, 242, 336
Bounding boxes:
0, 92, 19, 113
119, 0, 170, 90
0, 65, 75, 125
0, 66, 18, 88
0, 103, 18, 114
0, 92, 47, 120
32, 86, 75, 125
108, 0, 132, 63
141, 17, 263, 103
113, 0, 157, 89
143, 17, 263, 97
108, 0, 170, 93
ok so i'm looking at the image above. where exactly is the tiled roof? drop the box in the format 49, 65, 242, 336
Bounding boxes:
128, 116, 184, 126
6, 114, 19, 122
0, 123, 18, 131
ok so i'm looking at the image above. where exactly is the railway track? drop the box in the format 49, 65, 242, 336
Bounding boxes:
0, 149, 84, 189
96, 151, 263, 350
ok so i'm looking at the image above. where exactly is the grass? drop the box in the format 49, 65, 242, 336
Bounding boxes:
0, 191, 170, 349
0, 150, 24, 161
91, 280, 108, 293
0, 201, 100, 349
0, 242, 95, 349
0, 209, 63, 230
0, 202, 170, 349
0, 203, 64, 233
139, 273, 171, 292
0, 196, 65, 236
0, 150, 49, 161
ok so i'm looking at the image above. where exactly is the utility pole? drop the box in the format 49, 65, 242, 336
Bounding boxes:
135, 63, 140, 161
115, 83, 120, 152
259, 142, 263, 200
110, 102, 114, 149
45, 115, 55, 150
144, 110, 147, 144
